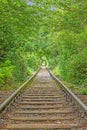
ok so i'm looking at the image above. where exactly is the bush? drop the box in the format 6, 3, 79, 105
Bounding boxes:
0, 60, 15, 88
67, 48, 87, 86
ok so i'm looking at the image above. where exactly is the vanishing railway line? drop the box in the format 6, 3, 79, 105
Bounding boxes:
0, 67, 87, 130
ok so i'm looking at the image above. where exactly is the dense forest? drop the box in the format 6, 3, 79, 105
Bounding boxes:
0, 0, 87, 90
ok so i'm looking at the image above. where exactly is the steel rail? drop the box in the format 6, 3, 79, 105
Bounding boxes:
0, 67, 40, 114
48, 69, 87, 115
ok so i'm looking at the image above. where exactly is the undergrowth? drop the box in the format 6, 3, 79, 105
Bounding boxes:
63, 81, 87, 95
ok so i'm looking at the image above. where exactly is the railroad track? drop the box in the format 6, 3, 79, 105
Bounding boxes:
0, 67, 87, 130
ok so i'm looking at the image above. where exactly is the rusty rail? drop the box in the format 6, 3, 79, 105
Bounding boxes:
48, 69, 87, 115
0, 67, 40, 114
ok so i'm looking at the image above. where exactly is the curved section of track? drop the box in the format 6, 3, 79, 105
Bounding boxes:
0, 67, 87, 130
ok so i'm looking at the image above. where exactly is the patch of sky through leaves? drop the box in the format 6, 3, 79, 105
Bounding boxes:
27, 1, 35, 6
27, 0, 56, 10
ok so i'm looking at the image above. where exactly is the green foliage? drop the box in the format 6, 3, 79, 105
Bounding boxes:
53, 66, 60, 76
68, 49, 87, 85
0, 0, 40, 87
79, 88, 87, 95
0, 0, 87, 89
0, 60, 15, 87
